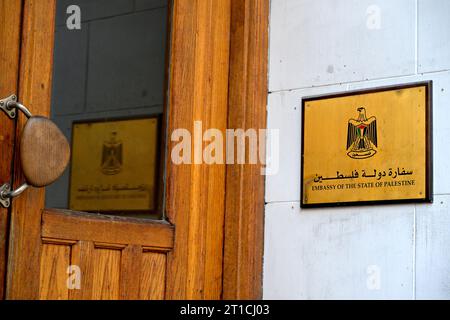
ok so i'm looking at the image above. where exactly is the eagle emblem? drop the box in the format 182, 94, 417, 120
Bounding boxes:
346, 107, 378, 159
101, 132, 123, 175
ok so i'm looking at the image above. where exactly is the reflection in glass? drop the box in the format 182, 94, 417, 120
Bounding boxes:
45, 0, 170, 219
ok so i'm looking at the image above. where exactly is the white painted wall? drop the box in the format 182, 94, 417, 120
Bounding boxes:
264, 0, 450, 299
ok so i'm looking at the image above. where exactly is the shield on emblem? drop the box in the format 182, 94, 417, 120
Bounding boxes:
101, 132, 123, 175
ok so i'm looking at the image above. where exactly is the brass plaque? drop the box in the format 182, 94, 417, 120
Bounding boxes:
69, 117, 160, 212
301, 82, 432, 207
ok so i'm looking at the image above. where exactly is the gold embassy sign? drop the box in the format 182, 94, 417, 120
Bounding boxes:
69, 117, 160, 212
301, 82, 433, 207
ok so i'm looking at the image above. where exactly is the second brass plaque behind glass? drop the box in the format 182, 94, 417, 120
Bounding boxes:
45, 0, 170, 218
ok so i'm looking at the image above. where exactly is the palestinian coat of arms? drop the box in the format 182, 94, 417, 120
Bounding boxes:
101, 132, 123, 175
346, 107, 378, 159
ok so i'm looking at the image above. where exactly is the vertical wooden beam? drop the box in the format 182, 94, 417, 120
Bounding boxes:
165, 0, 231, 299
6, 0, 56, 299
69, 241, 95, 300
0, 0, 23, 299
120, 245, 142, 300
223, 0, 269, 300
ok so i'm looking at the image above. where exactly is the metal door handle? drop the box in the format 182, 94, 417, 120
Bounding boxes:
0, 95, 70, 208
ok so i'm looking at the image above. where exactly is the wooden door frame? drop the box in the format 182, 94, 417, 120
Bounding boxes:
2, 0, 268, 300
223, 0, 269, 300
0, 0, 23, 301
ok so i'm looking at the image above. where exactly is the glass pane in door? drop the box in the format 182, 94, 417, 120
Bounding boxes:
45, 0, 170, 219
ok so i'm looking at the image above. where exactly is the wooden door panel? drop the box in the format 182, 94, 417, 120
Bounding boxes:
42, 210, 174, 251
38, 210, 173, 300
38, 240, 168, 300
91, 248, 121, 300
140, 252, 166, 300
0, 0, 23, 300
39, 244, 70, 300
4, 0, 267, 300
6, 0, 229, 300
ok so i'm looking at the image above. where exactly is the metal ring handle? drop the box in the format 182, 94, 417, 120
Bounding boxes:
7, 100, 33, 118
0, 183, 29, 208
0, 96, 33, 207
0, 95, 33, 119
0, 183, 29, 199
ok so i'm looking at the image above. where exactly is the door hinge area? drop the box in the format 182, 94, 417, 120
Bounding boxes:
0, 184, 11, 208
0, 95, 18, 119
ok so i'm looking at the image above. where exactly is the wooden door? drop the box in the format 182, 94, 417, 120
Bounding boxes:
0, 0, 22, 301
0, 0, 268, 300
